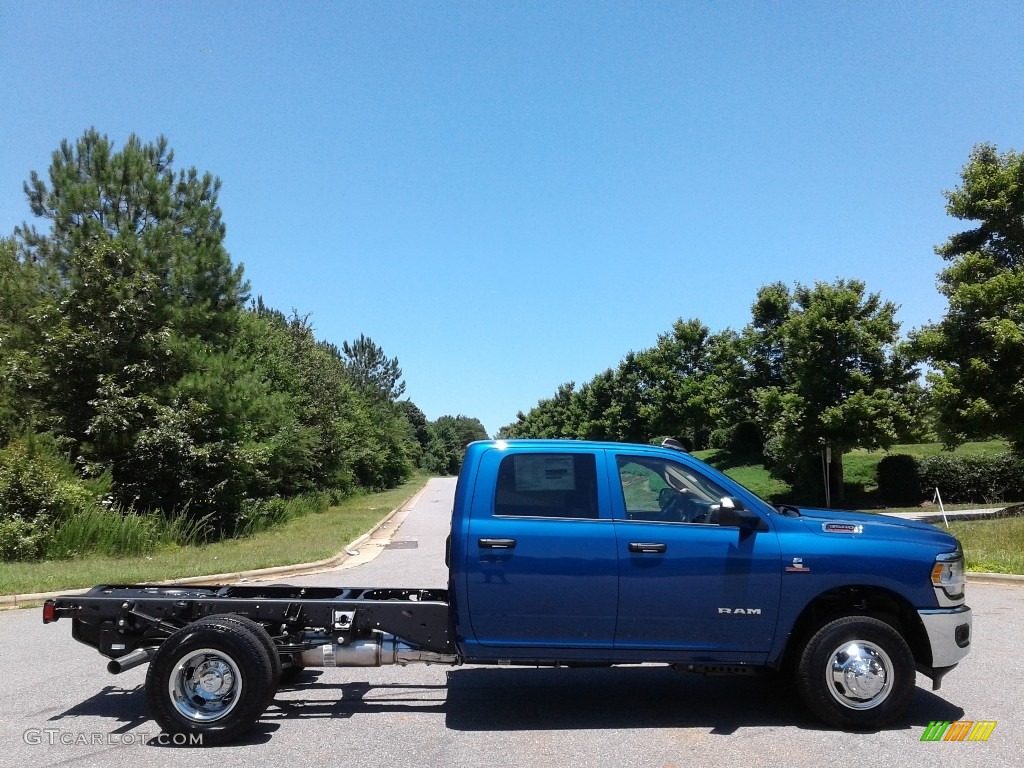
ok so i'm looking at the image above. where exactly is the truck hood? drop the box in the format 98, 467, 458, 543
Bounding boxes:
791, 506, 958, 548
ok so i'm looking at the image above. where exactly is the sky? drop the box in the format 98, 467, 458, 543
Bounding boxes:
1, 1, 1022, 436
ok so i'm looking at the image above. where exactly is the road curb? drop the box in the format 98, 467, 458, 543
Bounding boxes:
0, 482, 431, 610
967, 571, 1024, 585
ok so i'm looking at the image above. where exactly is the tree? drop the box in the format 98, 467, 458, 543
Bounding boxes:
396, 400, 431, 448
435, 414, 489, 447
744, 282, 792, 393
341, 334, 406, 402
34, 239, 170, 452
239, 309, 414, 493
0, 237, 55, 440
15, 127, 248, 342
637, 319, 722, 449
912, 144, 1024, 451
751, 280, 918, 504
423, 415, 489, 475
576, 369, 618, 440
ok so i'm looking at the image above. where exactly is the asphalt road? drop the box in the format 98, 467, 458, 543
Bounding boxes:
2, 477, 1022, 768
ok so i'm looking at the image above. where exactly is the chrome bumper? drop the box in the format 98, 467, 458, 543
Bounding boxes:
918, 605, 972, 668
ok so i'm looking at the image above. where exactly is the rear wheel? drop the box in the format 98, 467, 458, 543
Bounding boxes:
197, 614, 283, 685
796, 615, 915, 729
145, 618, 274, 745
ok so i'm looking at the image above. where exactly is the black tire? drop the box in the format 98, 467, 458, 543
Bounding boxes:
795, 615, 915, 730
145, 618, 274, 745
197, 614, 283, 686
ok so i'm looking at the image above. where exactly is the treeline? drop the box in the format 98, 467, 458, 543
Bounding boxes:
0, 129, 484, 560
501, 143, 1024, 503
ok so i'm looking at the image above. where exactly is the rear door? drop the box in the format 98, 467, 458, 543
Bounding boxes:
464, 447, 618, 649
611, 451, 781, 655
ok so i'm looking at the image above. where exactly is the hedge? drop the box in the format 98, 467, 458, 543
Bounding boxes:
875, 452, 1024, 505
918, 453, 1024, 504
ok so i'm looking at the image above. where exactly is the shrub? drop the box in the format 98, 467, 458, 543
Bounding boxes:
728, 421, 762, 456
0, 517, 49, 560
876, 454, 923, 505
0, 433, 107, 560
708, 429, 730, 450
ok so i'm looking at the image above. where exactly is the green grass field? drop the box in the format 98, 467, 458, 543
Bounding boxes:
950, 513, 1024, 574
0, 476, 427, 596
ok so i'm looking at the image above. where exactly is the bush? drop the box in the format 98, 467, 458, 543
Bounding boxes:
0, 433, 107, 560
876, 454, 923, 505
918, 453, 1024, 504
728, 421, 762, 456
708, 429, 730, 450
708, 422, 762, 456
0, 517, 49, 560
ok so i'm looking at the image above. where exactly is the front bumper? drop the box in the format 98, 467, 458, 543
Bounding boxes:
918, 605, 972, 679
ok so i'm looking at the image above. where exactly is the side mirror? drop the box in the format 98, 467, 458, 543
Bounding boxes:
717, 497, 768, 531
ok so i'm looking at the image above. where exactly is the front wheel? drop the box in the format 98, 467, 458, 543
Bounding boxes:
796, 616, 915, 729
145, 618, 275, 745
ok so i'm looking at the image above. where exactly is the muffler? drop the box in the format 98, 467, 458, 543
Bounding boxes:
298, 634, 459, 668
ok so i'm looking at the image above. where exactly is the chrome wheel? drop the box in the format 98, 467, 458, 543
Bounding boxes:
825, 640, 893, 710
797, 616, 915, 729
147, 617, 275, 744
168, 648, 243, 723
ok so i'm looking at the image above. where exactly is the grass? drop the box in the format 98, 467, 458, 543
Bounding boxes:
708, 461, 792, 502
691, 449, 793, 501
45, 504, 212, 559
947, 509, 1024, 574
0, 475, 428, 596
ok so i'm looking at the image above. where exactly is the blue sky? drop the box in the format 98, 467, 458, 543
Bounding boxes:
2, 2, 1022, 436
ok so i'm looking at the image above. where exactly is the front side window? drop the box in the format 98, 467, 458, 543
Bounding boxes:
616, 455, 730, 524
494, 453, 598, 518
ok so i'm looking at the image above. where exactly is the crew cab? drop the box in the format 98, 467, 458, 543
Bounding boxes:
44, 439, 972, 743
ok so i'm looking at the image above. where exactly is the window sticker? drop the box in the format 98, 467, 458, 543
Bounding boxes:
514, 455, 576, 491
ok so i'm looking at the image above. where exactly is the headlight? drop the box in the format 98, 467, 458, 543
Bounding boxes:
931, 550, 966, 604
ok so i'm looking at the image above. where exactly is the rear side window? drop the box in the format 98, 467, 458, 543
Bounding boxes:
493, 453, 598, 519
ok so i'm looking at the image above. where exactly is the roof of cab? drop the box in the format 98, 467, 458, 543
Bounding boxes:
467, 438, 683, 454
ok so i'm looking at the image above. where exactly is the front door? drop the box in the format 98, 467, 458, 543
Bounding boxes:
611, 452, 781, 655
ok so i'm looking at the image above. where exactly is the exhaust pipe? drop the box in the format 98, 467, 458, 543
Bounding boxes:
298, 634, 459, 668
107, 647, 156, 674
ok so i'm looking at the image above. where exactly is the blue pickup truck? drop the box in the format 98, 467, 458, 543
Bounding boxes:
44, 439, 971, 744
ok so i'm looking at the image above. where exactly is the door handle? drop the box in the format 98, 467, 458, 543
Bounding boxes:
478, 538, 517, 549
628, 542, 666, 553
